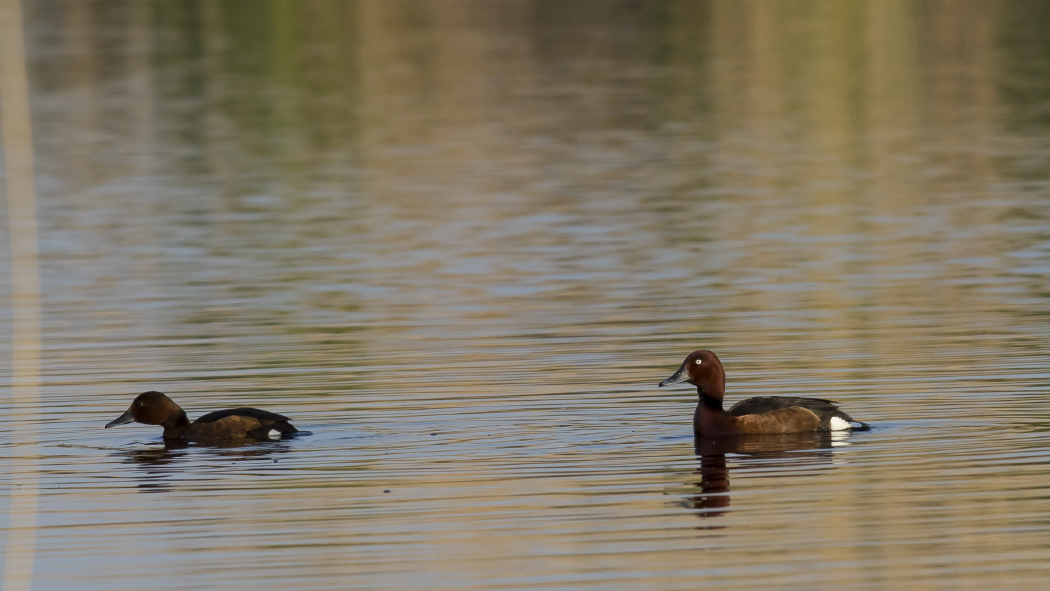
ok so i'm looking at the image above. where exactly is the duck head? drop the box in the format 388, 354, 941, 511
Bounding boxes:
106, 391, 190, 438
658, 350, 726, 400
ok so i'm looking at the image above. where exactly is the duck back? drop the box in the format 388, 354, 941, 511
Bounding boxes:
190, 407, 298, 440
728, 396, 869, 431
195, 407, 292, 424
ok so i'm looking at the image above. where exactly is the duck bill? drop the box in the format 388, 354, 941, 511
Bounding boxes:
659, 363, 690, 387
105, 409, 134, 428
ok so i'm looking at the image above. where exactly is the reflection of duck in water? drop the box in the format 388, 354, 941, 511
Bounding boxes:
118, 446, 186, 493
116, 441, 292, 493
684, 433, 840, 519
106, 391, 298, 442
659, 350, 869, 436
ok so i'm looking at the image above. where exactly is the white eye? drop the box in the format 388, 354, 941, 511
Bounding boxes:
695, 359, 702, 365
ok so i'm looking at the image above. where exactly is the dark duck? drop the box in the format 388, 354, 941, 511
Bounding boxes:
659, 350, 869, 437
106, 391, 298, 442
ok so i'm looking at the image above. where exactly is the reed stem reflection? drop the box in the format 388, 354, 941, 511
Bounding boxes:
1, 1, 40, 589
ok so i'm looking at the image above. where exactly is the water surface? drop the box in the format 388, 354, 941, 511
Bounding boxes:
3, 1, 1050, 590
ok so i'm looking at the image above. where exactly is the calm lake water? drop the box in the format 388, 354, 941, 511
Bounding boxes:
3, 1, 1050, 589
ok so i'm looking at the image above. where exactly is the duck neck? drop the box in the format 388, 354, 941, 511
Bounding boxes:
161, 410, 190, 440
699, 389, 724, 412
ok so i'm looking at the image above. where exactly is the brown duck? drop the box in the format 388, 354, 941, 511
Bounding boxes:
106, 391, 298, 442
659, 350, 869, 437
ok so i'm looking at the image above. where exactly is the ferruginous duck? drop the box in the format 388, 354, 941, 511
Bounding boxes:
659, 350, 869, 437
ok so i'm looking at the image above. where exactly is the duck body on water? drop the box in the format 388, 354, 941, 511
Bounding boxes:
107, 352, 863, 443
106, 391, 298, 442
659, 350, 869, 437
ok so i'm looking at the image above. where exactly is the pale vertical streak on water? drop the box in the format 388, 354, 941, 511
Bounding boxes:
1, 1, 1050, 590
0, 0, 41, 588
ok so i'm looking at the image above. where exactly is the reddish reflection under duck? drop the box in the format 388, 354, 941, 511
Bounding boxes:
684, 433, 844, 520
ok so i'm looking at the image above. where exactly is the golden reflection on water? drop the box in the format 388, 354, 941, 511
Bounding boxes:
4, 1, 1050, 590
1, 1, 40, 589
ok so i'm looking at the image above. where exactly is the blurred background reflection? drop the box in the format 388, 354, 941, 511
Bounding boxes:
3, 1, 1050, 590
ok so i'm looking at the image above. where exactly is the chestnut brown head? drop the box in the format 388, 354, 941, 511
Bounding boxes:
106, 391, 186, 428
658, 350, 726, 398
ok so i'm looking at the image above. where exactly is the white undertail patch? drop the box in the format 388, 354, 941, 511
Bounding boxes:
829, 417, 851, 431
268, 429, 281, 439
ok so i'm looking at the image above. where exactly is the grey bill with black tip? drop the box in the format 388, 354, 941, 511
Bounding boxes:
105, 409, 134, 428
659, 363, 689, 387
